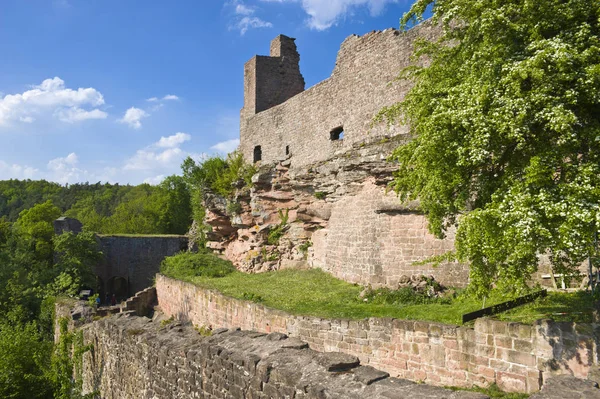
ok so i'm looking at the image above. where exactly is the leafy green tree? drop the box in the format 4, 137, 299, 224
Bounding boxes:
0, 217, 10, 246
378, 0, 600, 295
52, 232, 102, 296
159, 175, 192, 234
0, 321, 53, 399
65, 197, 106, 233
14, 200, 62, 262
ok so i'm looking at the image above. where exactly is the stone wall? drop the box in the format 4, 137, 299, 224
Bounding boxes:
120, 286, 157, 316
239, 21, 439, 169
96, 235, 187, 299
312, 178, 468, 287
156, 274, 600, 393
81, 313, 488, 399
242, 34, 305, 119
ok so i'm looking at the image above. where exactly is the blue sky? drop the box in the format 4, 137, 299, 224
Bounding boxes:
0, 0, 415, 185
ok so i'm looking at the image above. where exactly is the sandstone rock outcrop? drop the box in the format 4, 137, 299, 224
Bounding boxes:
200, 134, 469, 288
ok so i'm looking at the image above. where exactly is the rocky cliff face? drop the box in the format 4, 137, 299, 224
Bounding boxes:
200, 134, 469, 289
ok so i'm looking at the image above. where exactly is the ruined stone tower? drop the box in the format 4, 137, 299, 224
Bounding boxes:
241, 35, 305, 118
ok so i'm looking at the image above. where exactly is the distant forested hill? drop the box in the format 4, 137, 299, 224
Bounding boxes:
0, 177, 192, 235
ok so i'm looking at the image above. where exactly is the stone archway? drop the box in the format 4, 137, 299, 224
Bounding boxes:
107, 276, 129, 302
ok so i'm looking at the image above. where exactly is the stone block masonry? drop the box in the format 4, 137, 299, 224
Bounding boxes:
313, 178, 468, 288
82, 313, 489, 399
157, 274, 600, 393
95, 235, 187, 299
240, 21, 440, 169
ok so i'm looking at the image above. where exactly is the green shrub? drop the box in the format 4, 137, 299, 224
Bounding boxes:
195, 325, 212, 336
161, 251, 236, 279
182, 151, 256, 198
160, 316, 174, 327
298, 241, 312, 254
241, 292, 264, 303
267, 209, 289, 245
314, 191, 326, 200
226, 201, 242, 215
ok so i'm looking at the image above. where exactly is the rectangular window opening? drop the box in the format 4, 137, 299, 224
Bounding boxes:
253, 145, 262, 163
330, 126, 344, 141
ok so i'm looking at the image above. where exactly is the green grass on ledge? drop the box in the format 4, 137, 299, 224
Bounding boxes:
161, 266, 597, 325
98, 234, 186, 238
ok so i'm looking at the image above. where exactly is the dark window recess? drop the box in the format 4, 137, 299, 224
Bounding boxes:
285, 145, 290, 156
253, 145, 262, 162
330, 126, 344, 141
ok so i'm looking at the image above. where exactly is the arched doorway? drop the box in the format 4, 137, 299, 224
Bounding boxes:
107, 276, 129, 303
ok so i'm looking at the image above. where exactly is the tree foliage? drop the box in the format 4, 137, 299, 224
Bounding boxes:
0, 179, 193, 235
0, 321, 53, 399
378, 0, 600, 295
182, 151, 256, 199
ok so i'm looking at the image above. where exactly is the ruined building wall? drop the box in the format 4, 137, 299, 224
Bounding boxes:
95, 235, 187, 299
312, 179, 468, 287
239, 21, 438, 168
241, 34, 305, 118
215, 21, 468, 289
157, 274, 600, 394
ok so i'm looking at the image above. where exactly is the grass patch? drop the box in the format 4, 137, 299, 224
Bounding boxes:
98, 234, 186, 238
495, 290, 596, 324
160, 253, 596, 324
447, 384, 529, 399
161, 267, 511, 324
161, 251, 236, 279
160, 316, 175, 327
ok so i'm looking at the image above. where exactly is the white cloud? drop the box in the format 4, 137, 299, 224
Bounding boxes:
47, 152, 78, 171
124, 147, 184, 171
147, 94, 179, 102
236, 16, 273, 35
236, 4, 255, 15
229, 1, 273, 35
46, 153, 87, 184
124, 132, 192, 171
118, 107, 149, 129
0, 77, 107, 126
0, 160, 38, 180
260, 0, 398, 30
156, 132, 191, 148
56, 107, 107, 123
143, 174, 166, 185
210, 138, 240, 154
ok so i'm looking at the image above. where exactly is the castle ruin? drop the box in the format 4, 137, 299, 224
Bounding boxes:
202, 21, 470, 289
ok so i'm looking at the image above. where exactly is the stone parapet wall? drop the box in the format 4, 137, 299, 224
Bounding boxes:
156, 274, 600, 393
82, 314, 489, 399
120, 286, 157, 316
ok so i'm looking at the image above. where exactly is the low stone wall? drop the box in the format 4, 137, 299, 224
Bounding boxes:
156, 274, 600, 393
120, 286, 156, 317
81, 314, 489, 399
